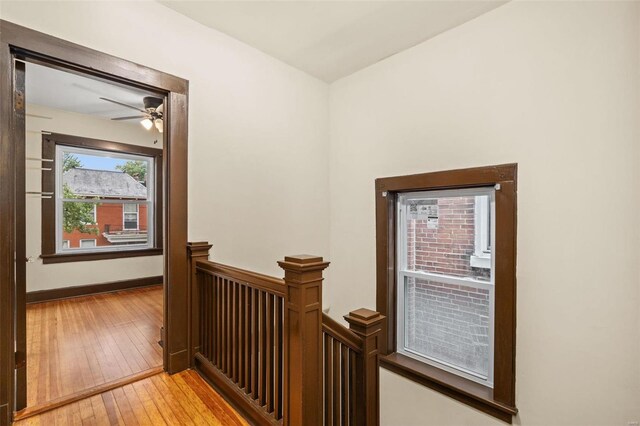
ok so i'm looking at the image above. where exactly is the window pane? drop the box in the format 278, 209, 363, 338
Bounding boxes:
61, 201, 149, 249
404, 275, 491, 379
80, 239, 96, 248
404, 193, 492, 281
62, 151, 150, 202
57, 145, 154, 253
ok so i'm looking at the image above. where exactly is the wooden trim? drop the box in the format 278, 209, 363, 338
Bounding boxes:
322, 313, 363, 353
195, 353, 280, 426
0, 21, 187, 95
381, 353, 517, 423
26, 276, 163, 303
196, 260, 286, 297
40, 247, 163, 264
41, 132, 164, 260
0, 20, 189, 425
13, 366, 163, 422
375, 164, 517, 422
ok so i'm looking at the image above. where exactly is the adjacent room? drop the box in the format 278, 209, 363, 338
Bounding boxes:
0, 1, 638, 425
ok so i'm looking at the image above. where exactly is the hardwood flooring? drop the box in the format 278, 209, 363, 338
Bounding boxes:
14, 370, 248, 426
25, 286, 163, 408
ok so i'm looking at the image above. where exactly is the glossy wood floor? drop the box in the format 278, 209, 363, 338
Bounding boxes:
26, 286, 163, 408
14, 370, 248, 426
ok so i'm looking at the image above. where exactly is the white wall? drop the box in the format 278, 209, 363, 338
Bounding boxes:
24, 103, 163, 292
1, 1, 331, 285
329, 1, 640, 425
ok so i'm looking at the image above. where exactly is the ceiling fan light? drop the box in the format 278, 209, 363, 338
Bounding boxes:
155, 118, 164, 133
141, 118, 153, 130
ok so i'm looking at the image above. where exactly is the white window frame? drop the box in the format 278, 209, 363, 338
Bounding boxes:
396, 187, 496, 388
79, 239, 96, 248
122, 203, 139, 230
62, 240, 70, 249
471, 196, 492, 269
56, 145, 155, 254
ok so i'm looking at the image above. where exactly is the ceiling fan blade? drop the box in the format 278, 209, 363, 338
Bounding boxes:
111, 115, 148, 121
26, 113, 53, 120
99, 97, 147, 113
156, 104, 163, 116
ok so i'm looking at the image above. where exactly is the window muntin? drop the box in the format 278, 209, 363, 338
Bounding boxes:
55, 145, 155, 253
397, 187, 495, 387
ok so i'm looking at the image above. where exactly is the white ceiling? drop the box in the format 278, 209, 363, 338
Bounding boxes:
26, 62, 158, 120
160, 0, 507, 82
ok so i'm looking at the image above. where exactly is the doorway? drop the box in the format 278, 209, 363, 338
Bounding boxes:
0, 20, 189, 426
19, 61, 166, 412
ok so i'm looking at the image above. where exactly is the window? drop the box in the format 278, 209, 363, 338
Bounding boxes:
123, 204, 139, 230
376, 164, 517, 423
79, 239, 96, 248
397, 188, 495, 386
40, 133, 163, 263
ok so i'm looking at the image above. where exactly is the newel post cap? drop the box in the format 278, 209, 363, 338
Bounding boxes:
344, 308, 385, 333
277, 254, 330, 272
187, 241, 213, 257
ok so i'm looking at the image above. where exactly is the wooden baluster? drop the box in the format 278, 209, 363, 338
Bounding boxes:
341, 345, 348, 426
242, 286, 251, 393
259, 291, 267, 406
344, 309, 385, 426
216, 276, 222, 368
232, 281, 237, 382
187, 241, 212, 365
324, 334, 332, 426
239, 285, 245, 388
279, 255, 329, 426
349, 350, 357, 425
252, 288, 259, 400
266, 293, 273, 412
274, 296, 283, 419
332, 341, 340, 425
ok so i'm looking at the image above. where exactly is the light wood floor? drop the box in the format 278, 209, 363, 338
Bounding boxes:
26, 286, 164, 408
14, 370, 248, 426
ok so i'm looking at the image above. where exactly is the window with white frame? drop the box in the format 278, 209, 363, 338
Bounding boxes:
123, 204, 139, 230
56, 145, 155, 253
79, 239, 96, 248
397, 187, 495, 387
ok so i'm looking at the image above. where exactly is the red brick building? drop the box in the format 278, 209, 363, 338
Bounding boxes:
62, 168, 149, 249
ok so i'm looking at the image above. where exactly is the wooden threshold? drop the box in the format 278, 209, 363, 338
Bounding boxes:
13, 366, 163, 422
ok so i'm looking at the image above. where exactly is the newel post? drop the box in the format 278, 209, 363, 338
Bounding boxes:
278, 255, 330, 426
187, 241, 212, 366
345, 308, 385, 426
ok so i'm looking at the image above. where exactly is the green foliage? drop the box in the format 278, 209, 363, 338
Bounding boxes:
63, 153, 82, 172
116, 160, 147, 185
63, 185, 98, 235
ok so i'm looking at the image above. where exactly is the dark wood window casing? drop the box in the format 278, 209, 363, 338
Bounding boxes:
40, 133, 163, 264
375, 164, 518, 423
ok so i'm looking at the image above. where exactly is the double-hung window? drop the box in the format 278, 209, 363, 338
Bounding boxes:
376, 164, 517, 423
56, 144, 154, 253
40, 133, 163, 263
397, 188, 495, 386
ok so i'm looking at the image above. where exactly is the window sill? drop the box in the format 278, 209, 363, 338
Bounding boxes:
40, 247, 163, 264
380, 353, 517, 423
470, 254, 491, 269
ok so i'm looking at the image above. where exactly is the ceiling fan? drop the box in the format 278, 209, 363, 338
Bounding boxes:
100, 96, 164, 133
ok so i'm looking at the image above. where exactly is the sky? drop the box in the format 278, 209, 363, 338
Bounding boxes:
75, 153, 130, 171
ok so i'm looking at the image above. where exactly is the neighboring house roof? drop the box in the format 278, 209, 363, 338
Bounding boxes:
63, 168, 147, 199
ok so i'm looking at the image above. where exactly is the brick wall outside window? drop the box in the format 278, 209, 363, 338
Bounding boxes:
403, 196, 491, 378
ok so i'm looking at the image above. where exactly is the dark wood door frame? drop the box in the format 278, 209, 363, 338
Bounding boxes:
0, 20, 189, 425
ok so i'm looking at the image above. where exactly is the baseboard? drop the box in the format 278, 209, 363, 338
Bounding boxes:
26, 275, 163, 303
